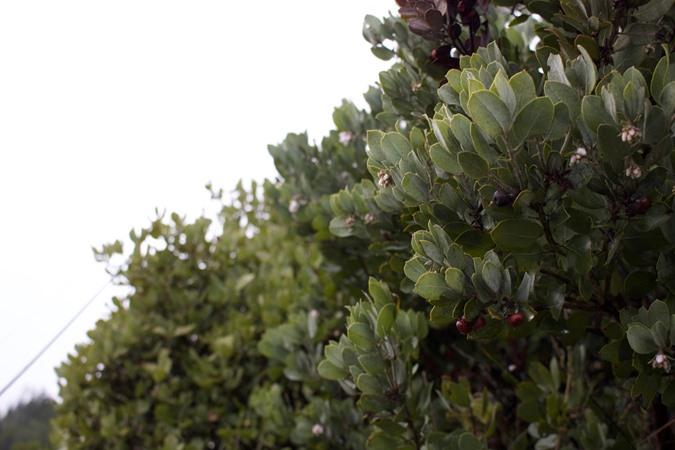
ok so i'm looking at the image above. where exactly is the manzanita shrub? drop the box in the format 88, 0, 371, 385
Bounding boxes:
55, 1, 675, 449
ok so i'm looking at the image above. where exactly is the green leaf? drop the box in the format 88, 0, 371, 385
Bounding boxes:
430, 143, 462, 174
455, 230, 495, 257
359, 394, 394, 412
369, 277, 393, 307
514, 272, 535, 303
467, 90, 512, 137
659, 81, 675, 118
471, 123, 499, 163
491, 220, 544, 252
367, 130, 387, 162
373, 418, 408, 436
546, 285, 565, 321
329, 216, 354, 238
623, 81, 644, 120
633, 0, 675, 21
348, 322, 376, 351
632, 371, 661, 407
575, 45, 597, 95
458, 151, 489, 179
458, 433, 483, 450
547, 53, 571, 85
381, 132, 412, 165
376, 303, 397, 337
597, 124, 632, 159
324, 342, 344, 368
450, 113, 475, 151
624, 271, 657, 299
646, 300, 670, 328
416, 272, 449, 301
235, 273, 255, 292
490, 70, 517, 116
544, 81, 580, 119
356, 373, 382, 395
509, 71, 537, 114
404, 256, 427, 283
510, 97, 555, 145
626, 323, 659, 354
651, 321, 669, 350
445, 267, 467, 296
581, 95, 617, 133
567, 235, 592, 275
317, 359, 348, 381
651, 53, 675, 101
449, 381, 472, 407
402, 172, 429, 203
482, 261, 502, 294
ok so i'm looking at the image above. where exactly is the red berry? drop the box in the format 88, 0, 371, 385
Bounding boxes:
508, 312, 525, 328
456, 317, 473, 335
473, 316, 486, 331
626, 195, 651, 217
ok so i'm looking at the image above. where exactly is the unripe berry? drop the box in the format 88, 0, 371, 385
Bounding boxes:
507, 312, 525, 328
456, 316, 473, 335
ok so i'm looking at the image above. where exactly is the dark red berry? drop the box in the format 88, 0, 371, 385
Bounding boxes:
448, 23, 462, 39
491, 190, 512, 207
456, 316, 473, 335
507, 312, 525, 328
473, 316, 486, 331
626, 195, 651, 217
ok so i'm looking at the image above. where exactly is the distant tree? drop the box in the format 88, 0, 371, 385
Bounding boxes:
0, 395, 55, 450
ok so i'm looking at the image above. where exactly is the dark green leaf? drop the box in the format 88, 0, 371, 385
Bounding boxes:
491, 220, 544, 252
376, 303, 397, 337
381, 132, 412, 165
348, 322, 376, 351
467, 90, 512, 137
416, 272, 449, 301
626, 323, 658, 354
510, 97, 555, 145
458, 151, 489, 179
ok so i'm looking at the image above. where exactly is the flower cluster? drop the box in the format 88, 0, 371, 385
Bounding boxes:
377, 169, 393, 187
569, 147, 587, 165
650, 352, 672, 373
620, 124, 641, 143
625, 163, 642, 180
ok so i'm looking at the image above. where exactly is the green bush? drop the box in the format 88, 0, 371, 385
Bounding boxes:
56, 1, 675, 449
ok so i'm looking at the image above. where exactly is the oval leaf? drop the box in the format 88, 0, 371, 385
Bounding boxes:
467, 90, 512, 137
627, 323, 659, 354
491, 219, 544, 252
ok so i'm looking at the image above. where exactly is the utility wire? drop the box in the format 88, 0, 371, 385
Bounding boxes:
0, 278, 113, 399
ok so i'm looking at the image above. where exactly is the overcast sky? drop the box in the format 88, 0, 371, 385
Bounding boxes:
0, 0, 396, 413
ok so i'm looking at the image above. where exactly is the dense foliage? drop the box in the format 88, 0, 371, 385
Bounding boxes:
55, 0, 675, 448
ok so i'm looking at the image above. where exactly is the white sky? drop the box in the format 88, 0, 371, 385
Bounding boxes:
0, 0, 396, 413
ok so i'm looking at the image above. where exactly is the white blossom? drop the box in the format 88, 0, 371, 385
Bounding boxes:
377, 170, 393, 187
650, 352, 671, 373
364, 212, 377, 224
620, 124, 641, 143
312, 424, 325, 436
625, 163, 642, 180
570, 147, 587, 165
339, 131, 355, 145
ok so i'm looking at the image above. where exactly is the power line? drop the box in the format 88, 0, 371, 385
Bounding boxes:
0, 278, 113, 399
